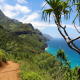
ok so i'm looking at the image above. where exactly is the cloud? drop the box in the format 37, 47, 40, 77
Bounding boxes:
4, 4, 14, 11
17, 0, 27, 4
15, 4, 31, 14
17, 12, 40, 22
0, 0, 4, 2
18, 13, 80, 30
29, 21, 57, 30
17, 12, 57, 30
61, 23, 80, 29
3, 10, 19, 18
2, 4, 31, 18
24, 12, 40, 21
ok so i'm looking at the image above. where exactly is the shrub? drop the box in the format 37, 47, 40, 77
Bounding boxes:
0, 53, 6, 66
16, 57, 21, 60
35, 53, 57, 70
0, 50, 6, 66
19, 71, 44, 80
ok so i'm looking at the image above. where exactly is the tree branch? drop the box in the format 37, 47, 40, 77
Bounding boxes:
53, 13, 80, 54
68, 36, 80, 43
63, 26, 80, 51
74, 23, 80, 33
67, 43, 80, 54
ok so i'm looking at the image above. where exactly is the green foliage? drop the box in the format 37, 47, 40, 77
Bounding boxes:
16, 57, 21, 60
56, 48, 71, 69
0, 49, 6, 65
64, 65, 79, 80
34, 53, 57, 70
56, 48, 66, 61
0, 25, 45, 60
71, 0, 80, 25
19, 71, 44, 80
42, 0, 71, 23
42, 0, 80, 25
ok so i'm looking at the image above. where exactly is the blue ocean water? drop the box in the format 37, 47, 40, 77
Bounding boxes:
46, 38, 80, 69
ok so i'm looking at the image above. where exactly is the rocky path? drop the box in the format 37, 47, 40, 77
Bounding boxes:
0, 61, 20, 80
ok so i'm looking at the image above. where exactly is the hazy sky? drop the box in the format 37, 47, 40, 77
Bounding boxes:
0, 0, 80, 38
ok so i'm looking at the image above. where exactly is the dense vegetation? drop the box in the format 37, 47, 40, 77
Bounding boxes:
0, 49, 6, 66
0, 25, 79, 80
0, 10, 80, 80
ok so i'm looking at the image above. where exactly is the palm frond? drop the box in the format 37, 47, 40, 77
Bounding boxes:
72, 0, 80, 25
66, 61, 71, 68
42, 9, 53, 22
72, 13, 79, 24
73, 3, 80, 5
63, 10, 70, 20
41, 2, 47, 11
42, 0, 72, 23
72, 0, 80, 4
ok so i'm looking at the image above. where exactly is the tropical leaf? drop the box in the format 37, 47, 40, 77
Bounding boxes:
72, 13, 79, 24
42, 9, 53, 22
41, 2, 47, 11
42, 0, 71, 24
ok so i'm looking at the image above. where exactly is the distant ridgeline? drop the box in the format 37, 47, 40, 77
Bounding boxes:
43, 33, 53, 40
0, 10, 50, 55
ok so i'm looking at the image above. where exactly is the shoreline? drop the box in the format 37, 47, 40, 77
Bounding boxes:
45, 46, 49, 50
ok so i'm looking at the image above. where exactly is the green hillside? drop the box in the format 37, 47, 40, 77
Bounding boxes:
0, 10, 49, 49
0, 25, 44, 56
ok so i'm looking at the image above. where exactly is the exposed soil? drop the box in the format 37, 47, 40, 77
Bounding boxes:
0, 61, 20, 80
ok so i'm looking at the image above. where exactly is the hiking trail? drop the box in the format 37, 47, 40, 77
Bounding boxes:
0, 61, 20, 80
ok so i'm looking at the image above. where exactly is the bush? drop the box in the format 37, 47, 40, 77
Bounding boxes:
16, 57, 21, 60
0, 50, 6, 66
19, 71, 44, 80
34, 53, 57, 70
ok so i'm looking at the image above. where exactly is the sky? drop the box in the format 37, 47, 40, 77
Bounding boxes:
0, 0, 80, 38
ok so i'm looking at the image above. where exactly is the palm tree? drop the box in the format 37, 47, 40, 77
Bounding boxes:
42, 0, 71, 24
56, 48, 66, 62
65, 61, 71, 69
42, 0, 80, 54
56, 48, 71, 68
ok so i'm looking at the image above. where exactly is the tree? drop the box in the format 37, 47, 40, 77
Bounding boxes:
56, 48, 72, 79
56, 48, 70, 68
42, 0, 80, 54
56, 48, 66, 62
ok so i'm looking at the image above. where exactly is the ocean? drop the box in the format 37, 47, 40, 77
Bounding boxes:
46, 38, 80, 69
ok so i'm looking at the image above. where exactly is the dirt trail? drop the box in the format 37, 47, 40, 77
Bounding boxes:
0, 61, 20, 80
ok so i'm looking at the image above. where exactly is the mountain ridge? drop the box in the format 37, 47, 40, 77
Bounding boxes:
43, 33, 53, 40
0, 10, 50, 49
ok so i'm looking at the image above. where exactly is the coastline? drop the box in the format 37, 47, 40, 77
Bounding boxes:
45, 46, 49, 50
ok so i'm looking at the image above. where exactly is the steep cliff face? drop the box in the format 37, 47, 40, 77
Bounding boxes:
34, 29, 50, 49
34, 29, 50, 42
14, 24, 49, 49
34, 29, 42, 35
0, 25, 44, 55
27, 23, 34, 30
0, 10, 49, 50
